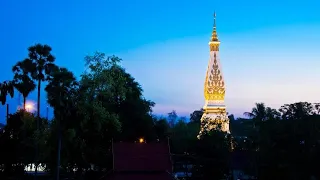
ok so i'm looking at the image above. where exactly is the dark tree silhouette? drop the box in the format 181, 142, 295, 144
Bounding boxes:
19, 44, 57, 178
26, 44, 57, 119
0, 81, 14, 105
45, 67, 78, 180
12, 60, 36, 110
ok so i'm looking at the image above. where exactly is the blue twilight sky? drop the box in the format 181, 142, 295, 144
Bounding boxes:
1, 0, 320, 123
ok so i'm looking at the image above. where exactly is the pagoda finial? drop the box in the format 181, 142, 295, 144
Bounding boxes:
214, 11, 217, 28
211, 11, 219, 42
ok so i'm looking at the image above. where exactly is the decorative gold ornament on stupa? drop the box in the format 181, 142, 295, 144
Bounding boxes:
204, 53, 225, 101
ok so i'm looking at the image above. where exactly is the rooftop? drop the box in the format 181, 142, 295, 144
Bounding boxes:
106, 141, 174, 180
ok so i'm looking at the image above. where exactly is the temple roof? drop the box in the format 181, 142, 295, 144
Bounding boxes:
105, 142, 174, 180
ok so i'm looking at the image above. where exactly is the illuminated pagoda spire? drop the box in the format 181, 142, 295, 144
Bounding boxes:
198, 12, 230, 138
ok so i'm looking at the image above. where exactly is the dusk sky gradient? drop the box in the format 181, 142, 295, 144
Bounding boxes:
1, 0, 320, 123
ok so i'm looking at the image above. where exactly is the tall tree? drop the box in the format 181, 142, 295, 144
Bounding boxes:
279, 102, 314, 120
74, 52, 124, 171
24, 44, 57, 119
12, 60, 36, 110
0, 80, 14, 105
243, 103, 267, 127
45, 67, 78, 180
20, 44, 56, 178
105, 64, 155, 141
82, 52, 155, 142
244, 103, 279, 128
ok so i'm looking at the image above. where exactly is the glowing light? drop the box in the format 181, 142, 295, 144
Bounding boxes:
139, 138, 144, 143
25, 101, 35, 112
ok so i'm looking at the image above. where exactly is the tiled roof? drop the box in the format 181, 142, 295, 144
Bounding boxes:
113, 142, 172, 173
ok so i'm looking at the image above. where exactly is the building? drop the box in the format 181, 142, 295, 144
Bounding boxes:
198, 13, 230, 138
104, 141, 176, 180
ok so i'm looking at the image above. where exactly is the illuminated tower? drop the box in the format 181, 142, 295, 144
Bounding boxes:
198, 13, 230, 138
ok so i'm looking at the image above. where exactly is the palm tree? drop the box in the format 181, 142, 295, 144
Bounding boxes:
0, 80, 14, 105
25, 44, 57, 120
21, 44, 56, 178
244, 103, 268, 128
244, 103, 267, 120
12, 60, 36, 110
244, 103, 280, 125
265, 107, 281, 120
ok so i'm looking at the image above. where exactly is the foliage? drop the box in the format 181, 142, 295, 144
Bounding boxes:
153, 116, 170, 140
170, 119, 199, 154
0, 110, 44, 178
81, 52, 155, 142
40, 52, 156, 177
237, 102, 320, 180
12, 59, 36, 109
190, 109, 203, 124
19, 44, 57, 119
168, 110, 178, 127
193, 131, 231, 180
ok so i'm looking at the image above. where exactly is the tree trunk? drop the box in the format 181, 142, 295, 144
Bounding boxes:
34, 79, 41, 180
23, 97, 26, 111
37, 79, 41, 119
6, 104, 9, 124
56, 121, 62, 180
56, 92, 63, 180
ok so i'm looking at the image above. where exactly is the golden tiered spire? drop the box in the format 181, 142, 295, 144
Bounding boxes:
211, 12, 219, 42
198, 12, 229, 139
209, 12, 220, 51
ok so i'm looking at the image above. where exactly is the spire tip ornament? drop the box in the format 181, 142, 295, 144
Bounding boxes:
210, 11, 219, 43
209, 11, 220, 51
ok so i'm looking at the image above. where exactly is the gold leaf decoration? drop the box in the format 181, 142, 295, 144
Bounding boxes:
204, 52, 225, 101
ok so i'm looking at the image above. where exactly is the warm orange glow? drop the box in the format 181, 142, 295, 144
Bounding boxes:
25, 101, 35, 112
139, 138, 144, 143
